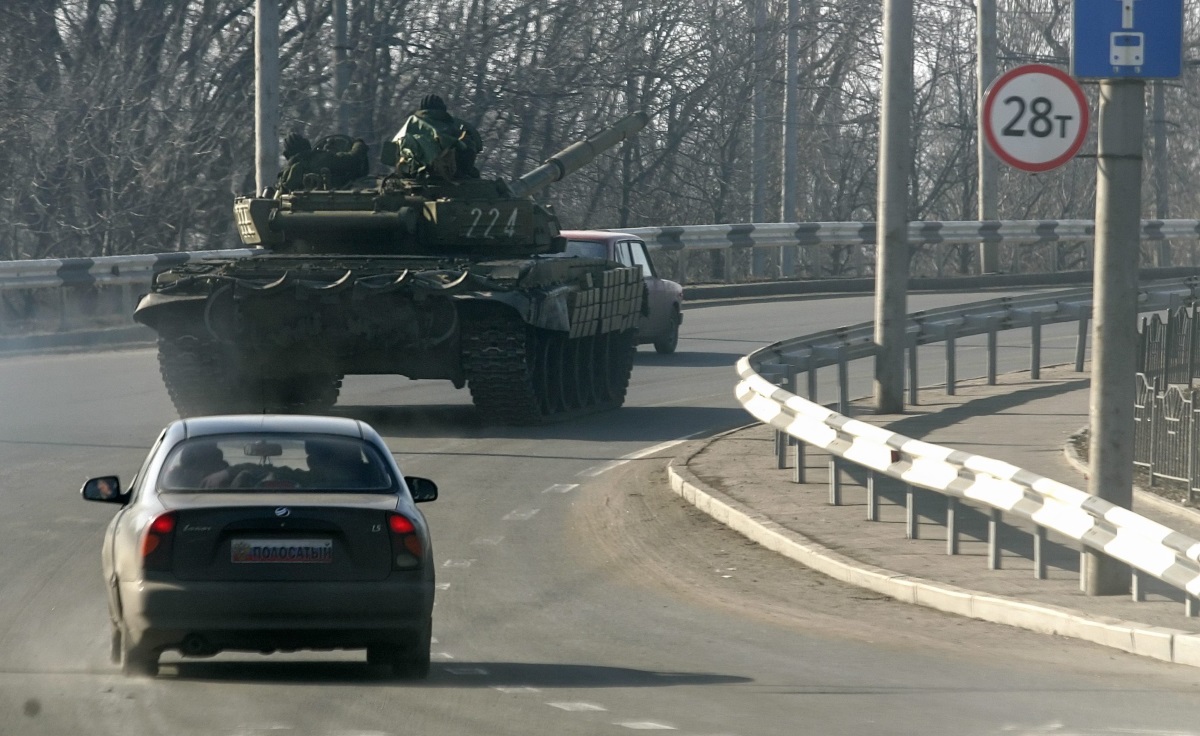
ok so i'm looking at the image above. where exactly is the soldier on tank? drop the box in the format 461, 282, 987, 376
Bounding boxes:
390, 94, 482, 180
277, 132, 370, 192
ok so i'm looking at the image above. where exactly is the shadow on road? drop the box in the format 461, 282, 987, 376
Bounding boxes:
633, 349, 741, 369
165, 659, 752, 688
336, 404, 749, 444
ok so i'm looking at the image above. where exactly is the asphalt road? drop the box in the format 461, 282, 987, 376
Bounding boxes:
1, 292, 1199, 735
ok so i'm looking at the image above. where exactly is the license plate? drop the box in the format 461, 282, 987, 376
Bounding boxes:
231, 539, 333, 564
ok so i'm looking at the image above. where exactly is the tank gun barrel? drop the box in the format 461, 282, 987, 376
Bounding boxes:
509, 112, 650, 197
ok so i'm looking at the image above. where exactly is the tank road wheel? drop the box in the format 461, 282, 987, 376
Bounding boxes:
533, 332, 564, 416
462, 318, 544, 425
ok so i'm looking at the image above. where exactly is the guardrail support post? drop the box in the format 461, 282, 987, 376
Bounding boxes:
945, 325, 957, 395
1075, 315, 1089, 372
905, 485, 919, 539
776, 367, 797, 470
946, 497, 959, 555
828, 458, 842, 506
837, 347, 850, 415
1132, 569, 1144, 602
986, 319, 998, 385
988, 508, 1002, 570
1030, 312, 1042, 380
907, 334, 919, 406
867, 472, 878, 521
793, 442, 805, 483
1034, 526, 1046, 579
1187, 597, 1198, 617
807, 365, 818, 403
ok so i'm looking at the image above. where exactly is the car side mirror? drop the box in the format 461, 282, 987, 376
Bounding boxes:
405, 476, 438, 503
81, 476, 126, 503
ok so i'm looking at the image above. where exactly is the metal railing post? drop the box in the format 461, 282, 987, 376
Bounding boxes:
1030, 311, 1042, 380
1075, 314, 1089, 371
945, 325, 957, 395
988, 508, 1002, 570
867, 471, 879, 521
986, 319, 998, 385
828, 457, 842, 506
946, 497, 959, 555
906, 486, 919, 539
907, 333, 919, 406
1034, 526, 1046, 579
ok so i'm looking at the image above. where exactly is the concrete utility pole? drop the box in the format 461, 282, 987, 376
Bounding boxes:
874, 0, 914, 414
1085, 80, 1144, 596
1152, 81, 1170, 266
334, 0, 351, 136
976, 0, 1000, 274
780, 0, 800, 276
751, 0, 768, 276
254, 0, 280, 194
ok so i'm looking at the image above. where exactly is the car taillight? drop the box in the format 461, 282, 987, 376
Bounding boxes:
387, 512, 423, 570
141, 512, 177, 571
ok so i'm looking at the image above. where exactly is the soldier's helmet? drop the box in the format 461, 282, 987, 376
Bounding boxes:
419, 94, 447, 112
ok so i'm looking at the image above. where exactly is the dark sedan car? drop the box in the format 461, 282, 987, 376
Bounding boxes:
81, 414, 437, 678
560, 230, 684, 354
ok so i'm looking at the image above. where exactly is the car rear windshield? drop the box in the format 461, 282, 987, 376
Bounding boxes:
159, 434, 395, 493
565, 240, 609, 260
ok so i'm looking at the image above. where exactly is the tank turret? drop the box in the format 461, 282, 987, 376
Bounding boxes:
233, 112, 650, 259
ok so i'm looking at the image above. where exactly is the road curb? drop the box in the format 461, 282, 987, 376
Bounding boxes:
667, 429, 1200, 668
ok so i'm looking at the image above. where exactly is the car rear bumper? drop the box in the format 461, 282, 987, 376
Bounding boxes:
120, 578, 434, 652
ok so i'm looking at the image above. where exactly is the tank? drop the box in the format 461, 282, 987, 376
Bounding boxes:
134, 113, 650, 425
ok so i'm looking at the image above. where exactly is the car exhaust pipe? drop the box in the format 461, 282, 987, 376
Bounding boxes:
180, 634, 216, 657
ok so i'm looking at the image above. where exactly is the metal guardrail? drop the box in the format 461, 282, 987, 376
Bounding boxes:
734, 277, 1200, 615
625, 219, 1200, 251
1, 217, 1199, 339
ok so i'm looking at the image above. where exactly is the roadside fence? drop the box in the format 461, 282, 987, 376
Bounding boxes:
735, 276, 1200, 618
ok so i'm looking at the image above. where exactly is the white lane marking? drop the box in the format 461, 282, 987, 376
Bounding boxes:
433, 652, 455, 659
494, 686, 542, 694
443, 559, 475, 568
431, 637, 439, 644
445, 666, 488, 675
579, 461, 625, 477
577, 433, 706, 478
547, 702, 607, 712
615, 722, 676, 730
503, 508, 540, 521
473, 536, 505, 545
543, 483, 579, 494
436, 583, 451, 590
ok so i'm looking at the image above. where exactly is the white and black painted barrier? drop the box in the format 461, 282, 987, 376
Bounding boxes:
735, 277, 1200, 615
0, 249, 255, 340
626, 218, 1200, 252
2, 216, 1200, 344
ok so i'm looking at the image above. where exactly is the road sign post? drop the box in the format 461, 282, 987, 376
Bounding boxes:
1072, 0, 1181, 596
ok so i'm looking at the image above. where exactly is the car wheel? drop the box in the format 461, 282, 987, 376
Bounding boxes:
109, 626, 122, 665
392, 647, 431, 679
120, 629, 159, 677
653, 310, 680, 354
390, 619, 432, 679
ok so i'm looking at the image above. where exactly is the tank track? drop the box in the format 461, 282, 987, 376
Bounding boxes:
462, 318, 635, 425
157, 336, 341, 417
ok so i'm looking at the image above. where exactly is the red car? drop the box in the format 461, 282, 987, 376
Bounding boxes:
560, 230, 683, 354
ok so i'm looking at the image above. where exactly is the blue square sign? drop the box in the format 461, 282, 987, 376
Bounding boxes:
1072, 0, 1184, 79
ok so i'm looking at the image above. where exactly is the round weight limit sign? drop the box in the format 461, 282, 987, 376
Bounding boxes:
983, 64, 1089, 173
